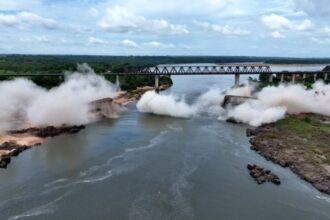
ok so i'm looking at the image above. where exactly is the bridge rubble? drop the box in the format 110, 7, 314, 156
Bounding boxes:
222, 95, 255, 108
89, 97, 122, 119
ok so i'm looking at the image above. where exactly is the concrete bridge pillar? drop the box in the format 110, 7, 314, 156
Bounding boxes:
302, 73, 307, 81
280, 74, 284, 83
269, 74, 273, 83
324, 73, 328, 81
314, 73, 317, 82
155, 75, 160, 92
234, 73, 240, 88
291, 74, 296, 84
115, 75, 121, 91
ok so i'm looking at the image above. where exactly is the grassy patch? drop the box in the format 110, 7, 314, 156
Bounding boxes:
274, 114, 330, 165
323, 156, 330, 165
277, 115, 330, 135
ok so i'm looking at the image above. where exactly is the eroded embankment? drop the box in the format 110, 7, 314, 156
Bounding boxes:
247, 114, 330, 194
0, 125, 85, 168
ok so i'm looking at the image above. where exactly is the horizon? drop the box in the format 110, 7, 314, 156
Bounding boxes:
2, 54, 330, 60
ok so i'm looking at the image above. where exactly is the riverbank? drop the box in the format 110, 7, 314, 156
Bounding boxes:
0, 126, 85, 168
247, 114, 330, 194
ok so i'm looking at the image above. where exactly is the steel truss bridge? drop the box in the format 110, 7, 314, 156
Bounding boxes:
131, 64, 272, 75
1, 64, 329, 89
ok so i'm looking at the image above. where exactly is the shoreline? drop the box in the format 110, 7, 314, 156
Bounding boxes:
0, 125, 86, 168
247, 114, 330, 195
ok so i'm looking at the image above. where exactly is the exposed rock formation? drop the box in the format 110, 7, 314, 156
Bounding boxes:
10, 125, 85, 138
247, 164, 281, 185
1, 125, 86, 169
0, 142, 29, 168
247, 115, 330, 194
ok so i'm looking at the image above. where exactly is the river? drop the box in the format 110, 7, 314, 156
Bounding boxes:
0, 75, 329, 220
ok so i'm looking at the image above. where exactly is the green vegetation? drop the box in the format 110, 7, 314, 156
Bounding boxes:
0, 55, 175, 90
276, 114, 330, 164
1, 55, 330, 74
1, 55, 330, 89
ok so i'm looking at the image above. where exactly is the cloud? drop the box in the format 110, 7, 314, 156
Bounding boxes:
261, 14, 313, 32
35, 36, 49, 43
271, 31, 285, 38
193, 20, 250, 36
18, 36, 50, 43
0, 0, 42, 11
293, 0, 330, 18
322, 27, 330, 36
89, 8, 100, 17
143, 41, 175, 48
98, 5, 189, 35
88, 37, 108, 45
311, 37, 330, 45
119, 0, 248, 18
0, 12, 57, 29
120, 39, 139, 48
118, 40, 175, 49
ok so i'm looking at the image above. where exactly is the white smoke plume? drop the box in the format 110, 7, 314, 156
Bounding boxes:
137, 91, 195, 118
137, 84, 255, 119
0, 63, 117, 133
229, 81, 330, 126
137, 81, 330, 127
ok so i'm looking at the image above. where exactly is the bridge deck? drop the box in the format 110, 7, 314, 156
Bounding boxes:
0, 64, 328, 77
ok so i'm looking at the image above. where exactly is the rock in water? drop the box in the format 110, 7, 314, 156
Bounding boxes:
247, 164, 281, 185
226, 117, 241, 124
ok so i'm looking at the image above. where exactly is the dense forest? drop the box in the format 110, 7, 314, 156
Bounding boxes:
1, 55, 330, 74
0, 55, 329, 89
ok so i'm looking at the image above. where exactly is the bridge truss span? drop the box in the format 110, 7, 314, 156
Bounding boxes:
137, 64, 272, 75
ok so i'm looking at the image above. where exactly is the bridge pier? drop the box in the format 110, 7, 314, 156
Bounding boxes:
314, 73, 317, 82
269, 74, 273, 83
234, 73, 240, 88
280, 74, 284, 83
291, 74, 296, 84
155, 75, 160, 92
324, 73, 328, 81
115, 75, 121, 91
302, 73, 306, 80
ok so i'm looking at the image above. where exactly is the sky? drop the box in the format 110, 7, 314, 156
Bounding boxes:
0, 0, 330, 57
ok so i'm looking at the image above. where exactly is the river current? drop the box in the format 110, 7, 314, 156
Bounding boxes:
0, 75, 329, 220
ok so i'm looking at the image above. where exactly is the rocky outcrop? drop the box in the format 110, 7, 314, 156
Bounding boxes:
247, 164, 281, 185
10, 125, 85, 138
0, 142, 30, 168
1, 125, 86, 169
226, 117, 242, 124
248, 120, 330, 194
